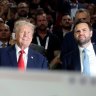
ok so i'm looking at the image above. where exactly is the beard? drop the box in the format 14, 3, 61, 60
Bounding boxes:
37, 24, 47, 31
76, 37, 91, 46
18, 10, 28, 17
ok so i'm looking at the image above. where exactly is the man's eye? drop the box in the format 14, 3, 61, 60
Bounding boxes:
28, 32, 31, 34
20, 31, 23, 33
75, 30, 80, 33
83, 29, 86, 31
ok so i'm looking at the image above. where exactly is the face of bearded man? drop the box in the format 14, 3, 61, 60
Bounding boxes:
61, 15, 73, 31
36, 14, 48, 31
17, 3, 29, 18
74, 23, 92, 47
18, 10, 28, 17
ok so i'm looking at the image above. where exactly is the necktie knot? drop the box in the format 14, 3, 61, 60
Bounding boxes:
20, 50, 25, 54
83, 48, 87, 53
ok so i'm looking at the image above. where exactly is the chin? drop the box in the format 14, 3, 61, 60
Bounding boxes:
78, 41, 87, 45
21, 45, 29, 49
20, 42, 29, 47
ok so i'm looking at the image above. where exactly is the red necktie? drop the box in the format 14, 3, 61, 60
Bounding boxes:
18, 50, 25, 71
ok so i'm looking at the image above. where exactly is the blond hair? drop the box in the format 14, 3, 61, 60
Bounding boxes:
13, 20, 35, 33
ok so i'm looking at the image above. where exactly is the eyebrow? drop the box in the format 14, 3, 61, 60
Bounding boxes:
75, 27, 87, 31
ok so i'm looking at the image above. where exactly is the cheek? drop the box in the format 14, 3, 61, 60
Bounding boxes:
74, 33, 79, 39
15, 34, 21, 41
29, 36, 32, 42
28, 33, 33, 38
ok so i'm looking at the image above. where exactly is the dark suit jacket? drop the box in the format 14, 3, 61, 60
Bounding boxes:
62, 44, 96, 71
0, 45, 48, 69
30, 43, 46, 56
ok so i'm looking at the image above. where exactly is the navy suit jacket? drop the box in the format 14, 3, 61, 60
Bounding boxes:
0, 45, 48, 70
62, 44, 96, 71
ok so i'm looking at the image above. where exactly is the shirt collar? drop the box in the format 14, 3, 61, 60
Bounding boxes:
15, 44, 29, 54
78, 43, 93, 52
0, 41, 8, 45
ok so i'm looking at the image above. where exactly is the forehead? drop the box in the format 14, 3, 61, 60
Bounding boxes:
75, 23, 89, 29
75, 12, 88, 18
37, 14, 47, 20
18, 25, 32, 29
18, 3, 28, 8
62, 15, 71, 19
0, 24, 7, 28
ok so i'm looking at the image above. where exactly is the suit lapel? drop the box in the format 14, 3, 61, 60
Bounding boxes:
27, 48, 36, 68
73, 49, 81, 71
8, 45, 17, 67
73, 44, 96, 71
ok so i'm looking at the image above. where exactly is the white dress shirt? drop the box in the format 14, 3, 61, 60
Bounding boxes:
15, 44, 29, 69
79, 43, 96, 76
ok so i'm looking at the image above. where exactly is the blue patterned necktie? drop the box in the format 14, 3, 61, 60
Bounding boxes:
83, 48, 90, 75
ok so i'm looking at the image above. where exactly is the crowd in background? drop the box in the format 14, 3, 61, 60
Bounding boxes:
0, 0, 96, 72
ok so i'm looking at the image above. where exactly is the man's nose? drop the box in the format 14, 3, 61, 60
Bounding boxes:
23, 32, 27, 36
41, 21, 45, 24
79, 31, 84, 35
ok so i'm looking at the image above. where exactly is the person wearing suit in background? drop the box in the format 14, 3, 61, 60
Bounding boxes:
62, 21, 96, 76
0, 20, 48, 70
0, 22, 11, 48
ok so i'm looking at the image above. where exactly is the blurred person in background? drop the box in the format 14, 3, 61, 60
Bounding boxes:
53, 13, 73, 45
16, 2, 29, 19
7, 2, 29, 33
74, 8, 90, 23
0, 22, 11, 48
0, 0, 10, 22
